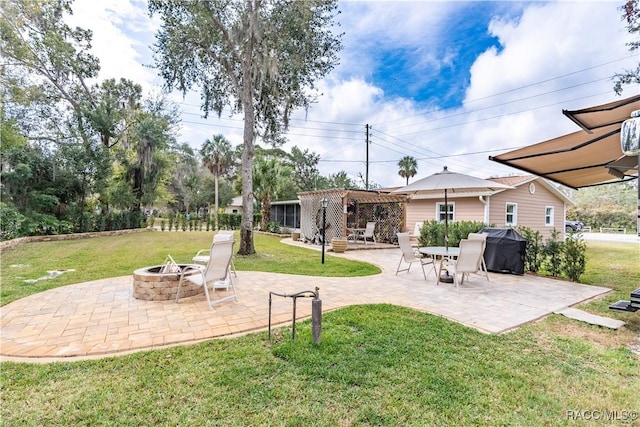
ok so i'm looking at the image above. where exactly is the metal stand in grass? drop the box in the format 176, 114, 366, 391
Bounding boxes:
268, 287, 322, 344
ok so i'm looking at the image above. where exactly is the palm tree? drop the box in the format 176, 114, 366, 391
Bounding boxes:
253, 155, 292, 230
201, 134, 234, 229
398, 156, 418, 185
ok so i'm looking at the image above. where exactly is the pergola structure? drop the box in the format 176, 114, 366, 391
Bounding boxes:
298, 188, 407, 244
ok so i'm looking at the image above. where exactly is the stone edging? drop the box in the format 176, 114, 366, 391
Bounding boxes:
0, 228, 295, 251
0, 228, 154, 251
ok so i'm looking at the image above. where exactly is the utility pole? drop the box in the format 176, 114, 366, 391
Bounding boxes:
365, 124, 370, 190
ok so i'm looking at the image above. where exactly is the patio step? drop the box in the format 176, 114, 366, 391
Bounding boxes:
608, 288, 640, 313
609, 300, 639, 313
554, 307, 626, 329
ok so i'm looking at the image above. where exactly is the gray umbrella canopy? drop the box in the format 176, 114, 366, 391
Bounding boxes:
392, 166, 512, 249
392, 166, 513, 194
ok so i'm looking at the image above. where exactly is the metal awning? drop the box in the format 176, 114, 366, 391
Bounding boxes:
562, 94, 640, 131
490, 95, 640, 189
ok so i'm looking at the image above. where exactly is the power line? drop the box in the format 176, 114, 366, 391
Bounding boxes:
376, 55, 635, 127
177, 56, 624, 150
174, 100, 363, 127
381, 77, 612, 133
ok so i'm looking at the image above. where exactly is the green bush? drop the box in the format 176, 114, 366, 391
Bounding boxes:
168, 214, 174, 231
561, 233, 587, 282
216, 213, 263, 230
419, 220, 443, 247
267, 222, 281, 233
517, 226, 543, 272
0, 203, 25, 241
218, 213, 241, 229
418, 220, 488, 247
95, 213, 107, 232
542, 229, 563, 277
568, 207, 636, 232
18, 213, 72, 236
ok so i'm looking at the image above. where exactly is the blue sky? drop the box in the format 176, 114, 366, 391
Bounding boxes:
339, 2, 515, 107
67, 0, 638, 188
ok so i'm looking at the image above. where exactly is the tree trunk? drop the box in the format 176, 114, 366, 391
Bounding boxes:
261, 196, 271, 230
238, 2, 257, 255
214, 172, 219, 230
239, 112, 255, 254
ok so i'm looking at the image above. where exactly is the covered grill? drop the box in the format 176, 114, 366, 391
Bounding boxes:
479, 228, 527, 275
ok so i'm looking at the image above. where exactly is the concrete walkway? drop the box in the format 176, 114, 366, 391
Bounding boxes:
1, 239, 612, 362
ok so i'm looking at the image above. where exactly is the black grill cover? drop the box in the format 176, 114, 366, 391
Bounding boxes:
479, 228, 526, 275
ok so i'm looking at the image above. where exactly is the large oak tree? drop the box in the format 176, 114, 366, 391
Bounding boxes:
149, 0, 342, 254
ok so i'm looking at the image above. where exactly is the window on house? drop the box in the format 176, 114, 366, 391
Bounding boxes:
545, 206, 554, 226
436, 203, 454, 223
505, 203, 517, 225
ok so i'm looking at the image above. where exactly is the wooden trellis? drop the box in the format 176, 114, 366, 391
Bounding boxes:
298, 189, 407, 244
355, 201, 404, 243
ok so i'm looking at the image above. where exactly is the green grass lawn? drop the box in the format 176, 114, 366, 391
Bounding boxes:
0, 233, 638, 425
0, 231, 380, 306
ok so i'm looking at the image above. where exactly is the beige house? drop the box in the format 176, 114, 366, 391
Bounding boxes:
223, 196, 243, 215
404, 175, 573, 240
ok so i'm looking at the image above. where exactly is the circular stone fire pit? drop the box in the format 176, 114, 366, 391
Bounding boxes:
133, 265, 203, 301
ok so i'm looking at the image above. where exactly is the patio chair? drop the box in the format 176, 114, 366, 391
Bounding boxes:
437, 239, 484, 288
396, 232, 436, 280
410, 221, 424, 246
467, 232, 489, 282
177, 239, 237, 310
193, 231, 237, 276
361, 221, 377, 245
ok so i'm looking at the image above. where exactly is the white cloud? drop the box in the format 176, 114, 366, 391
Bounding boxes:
62, 1, 639, 188
449, 1, 638, 182
66, 0, 159, 91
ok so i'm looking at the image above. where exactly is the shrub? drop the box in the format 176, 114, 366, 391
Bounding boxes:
568, 207, 636, 233
168, 214, 174, 231
96, 214, 106, 232
0, 203, 25, 241
542, 229, 563, 277
418, 220, 488, 247
218, 213, 241, 229
19, 213, 62, 236
561, 233, 587, 282
517, 226, 543, 272
268, 222, 281, 234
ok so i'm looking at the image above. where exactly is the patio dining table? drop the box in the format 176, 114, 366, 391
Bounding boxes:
347, 227, 366, 242
418, 246, 460, 258
418, 246, 460, 284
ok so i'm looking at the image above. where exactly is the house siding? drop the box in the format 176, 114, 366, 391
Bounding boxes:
406, 197, 485, 234
404, 178, 568, 240
488, 182, 565, 239
223, 196, 243, 214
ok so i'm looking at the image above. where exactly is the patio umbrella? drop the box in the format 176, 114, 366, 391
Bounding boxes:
392, 166, 512, 250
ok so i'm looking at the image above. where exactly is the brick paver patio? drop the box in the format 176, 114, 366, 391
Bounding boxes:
1, 240, 611, 362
